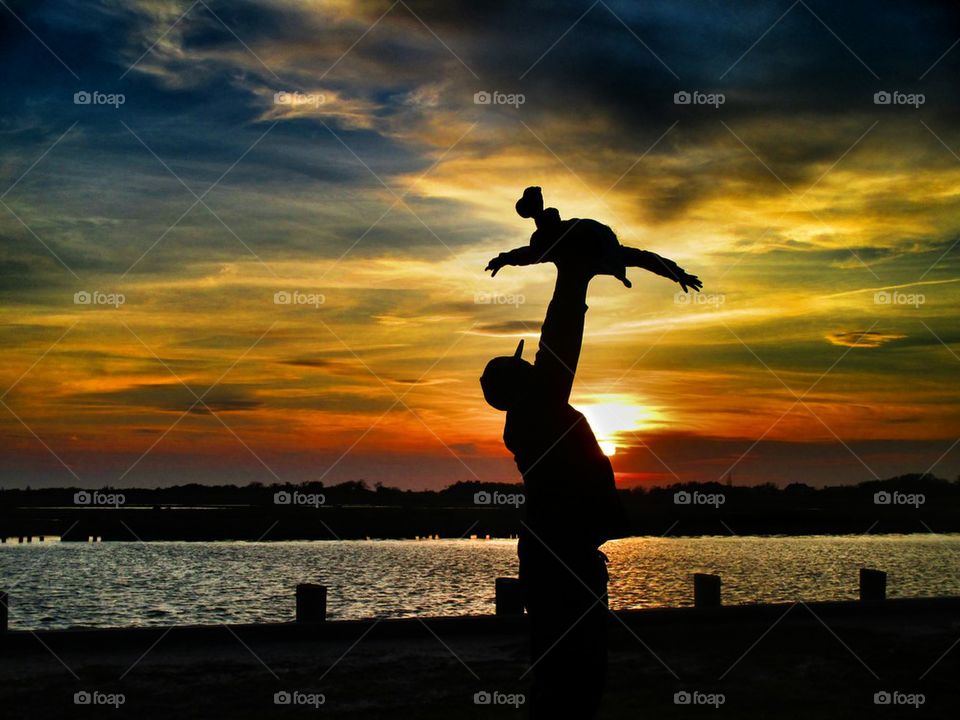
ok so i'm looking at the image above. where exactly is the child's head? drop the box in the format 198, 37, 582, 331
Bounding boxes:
515, 186, 543, 219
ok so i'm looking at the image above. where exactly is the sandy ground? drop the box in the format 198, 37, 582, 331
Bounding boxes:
2, 603, 959, 718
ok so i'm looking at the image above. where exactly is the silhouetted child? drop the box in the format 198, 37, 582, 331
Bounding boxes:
485, 186, 702, 292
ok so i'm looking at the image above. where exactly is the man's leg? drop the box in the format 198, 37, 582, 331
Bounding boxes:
569, 550, 610, 717
520, 538, 562, 718
521, 542, 609, 719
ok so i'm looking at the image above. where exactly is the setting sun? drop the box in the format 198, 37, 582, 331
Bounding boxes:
598, 441, 618, 457
577, 395, 662, 457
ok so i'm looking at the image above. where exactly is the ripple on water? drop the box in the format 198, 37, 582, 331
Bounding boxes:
2, 535, 959, 629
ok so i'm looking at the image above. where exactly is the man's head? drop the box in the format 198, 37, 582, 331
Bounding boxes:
480, 339, 533, 411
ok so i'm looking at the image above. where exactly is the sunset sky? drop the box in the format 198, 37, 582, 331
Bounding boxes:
2, 0, 960, 489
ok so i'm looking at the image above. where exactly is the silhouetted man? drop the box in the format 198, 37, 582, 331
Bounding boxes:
480, 265, 630, 718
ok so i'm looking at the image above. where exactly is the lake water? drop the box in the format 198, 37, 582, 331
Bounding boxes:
2, 534, 959, 630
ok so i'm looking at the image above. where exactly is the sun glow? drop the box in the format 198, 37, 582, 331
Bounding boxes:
577, 395, 662, 457
598, 440, 618, 457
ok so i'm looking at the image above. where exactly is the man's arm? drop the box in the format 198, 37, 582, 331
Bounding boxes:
534, 268, 591, 404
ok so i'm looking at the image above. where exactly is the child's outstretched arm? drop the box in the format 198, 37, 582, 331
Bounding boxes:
485, 246, 540, 277
621, 246, 703, 293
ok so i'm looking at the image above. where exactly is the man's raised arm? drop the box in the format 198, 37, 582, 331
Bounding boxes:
534, 268, 591, 404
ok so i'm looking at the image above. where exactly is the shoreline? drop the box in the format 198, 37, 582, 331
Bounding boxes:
4, 596, 959, 647
5, 523, 960, 543
3, 597, 958, 719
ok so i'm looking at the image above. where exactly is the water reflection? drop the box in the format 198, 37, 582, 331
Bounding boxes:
1, 535, 60, 544
1, 535, 958, 630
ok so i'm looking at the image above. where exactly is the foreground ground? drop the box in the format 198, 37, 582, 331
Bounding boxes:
1, 600, 958, 718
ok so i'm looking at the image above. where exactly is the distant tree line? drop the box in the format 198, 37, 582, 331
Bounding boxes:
2, 474, 957, 540
2, 472, 958, 509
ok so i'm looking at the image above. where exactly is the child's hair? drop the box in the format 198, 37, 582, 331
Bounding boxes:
515, 186, 543, 218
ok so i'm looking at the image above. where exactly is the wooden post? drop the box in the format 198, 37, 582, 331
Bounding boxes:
694, 573, 721, 608
1, 592, 8, 632
296, 584, 327, 623
859, 568, 886, 602
495, 577, 524, 615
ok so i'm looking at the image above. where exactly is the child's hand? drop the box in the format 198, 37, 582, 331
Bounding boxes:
677, 271, 703, 293
485, 253, 508, 277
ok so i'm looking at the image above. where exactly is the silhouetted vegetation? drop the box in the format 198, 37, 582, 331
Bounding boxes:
2, 474, 958, 541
